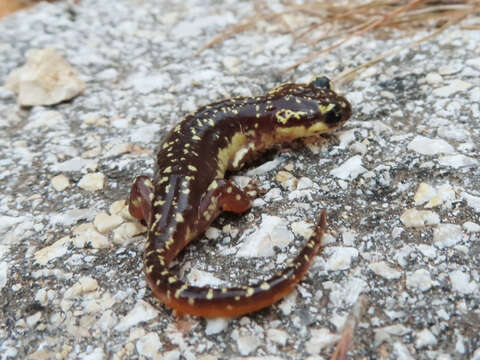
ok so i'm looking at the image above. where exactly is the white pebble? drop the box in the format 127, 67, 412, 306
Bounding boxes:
78, 172, 105, 191
237, 215, 293, 257
305, 328, 340, 354
406, 269, 433, 292
205, 318, 229, 335
330, 155, 367, 181
415, 328, 437, 348
368, 261, 401, 280
433, 224, 463, 249
463, 221, 480, 233
400, 209, 440, 228
449, 270, 478, 294
407, 136, 455, 155
325, 247, 359, 271
114, 300, 159, 332
51, 174, 70, 191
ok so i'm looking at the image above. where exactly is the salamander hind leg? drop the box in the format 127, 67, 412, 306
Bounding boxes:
128, 175, 155, 226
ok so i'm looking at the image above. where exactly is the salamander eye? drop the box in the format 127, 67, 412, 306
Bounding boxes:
324, 104, 342, 124
310, 76, 331, 89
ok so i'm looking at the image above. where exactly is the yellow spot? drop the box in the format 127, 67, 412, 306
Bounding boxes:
226, 305, 233, 310
156, 279, 161, 286
161, 270, 169, 276
164, 166, 172, 174
168, 276, 177, 284
154, 200, 165, 206
256, 114, 260, 118
206, 288, 214, 300
146, 265, 154, 273
208, 180, 218, 191
226, 187, 232, 194
209, 119, 215, 126
167, 290, 171, 299
182, 189, 191, 195
307, 241, 315, 248
187, 165, 197, 172
260, 282, 270, 291
234, 296, 241, 301
235, 194, 242, 201
158, 177, 168, 185
188, 298, 195, 305
176, 213, 184, 223
148, 193, 154, 201
318, 103, 335, 115
221, 287, 228, 293
174, 124, 181, 132
275, 109, 307, 124
192, 135, 201, 141
143, 178, 154, 189
245, 287, 255, 297
304, 254, 310, 262
175, 284, 189, 298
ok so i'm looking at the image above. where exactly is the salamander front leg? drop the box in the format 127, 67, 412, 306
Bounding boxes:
128, 175, 155, 227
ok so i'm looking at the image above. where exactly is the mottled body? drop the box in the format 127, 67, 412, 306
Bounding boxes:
129, 76, 351, 317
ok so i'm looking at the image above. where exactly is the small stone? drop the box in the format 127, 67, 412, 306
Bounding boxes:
425, 72, 442, 85
237, 215, 293, 257
407, 136, 455, 155
463, 192, 480, 213
34, 236, 70, 265
205, 318, 229, 335
114, 300, 159, 332
78, 172, 105, 191
112, 222, 147, 246
433, 224, 463, 249
406, 269, 433, 292
275, 170, 297, 190
330, 155, 367, 181
235, 334, 261, 356
415, 328, 437, 348
374, 324, 411, 345
325, 247, 358, 271
136, 332, 161, 359
51, 174, 70, 191
449, 270, 478, 294
94, 212, 124, 233
291, 221, 314, 239
433, 79, 473, 97
72, 223, 110, 249
0, 262, 8, 290
305, 328, 340, 354
393, 342, 415, 360
368, 261, 401, 280
267, 328, 288, 346
414, 183, 455, 208
64, 276, 98, 299
163, 350, 181, 360
4, 48, 86, 106
26, 110, 64, 129
463, 221, 480, 233
26, 312, 42, 328
400, 209, 440, 228
438, 154, 478, 169
222, 56, 240, 73
187, 268, 226, 287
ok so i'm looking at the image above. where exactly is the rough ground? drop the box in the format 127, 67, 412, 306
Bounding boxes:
0, 1, 479, 359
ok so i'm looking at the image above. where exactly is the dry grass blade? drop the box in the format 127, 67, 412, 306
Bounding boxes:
197, 0, 480, 75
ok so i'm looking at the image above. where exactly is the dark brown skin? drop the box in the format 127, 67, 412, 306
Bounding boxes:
129, 76, 352, 317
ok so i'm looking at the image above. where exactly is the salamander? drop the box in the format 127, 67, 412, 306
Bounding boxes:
128, 75, 352, 317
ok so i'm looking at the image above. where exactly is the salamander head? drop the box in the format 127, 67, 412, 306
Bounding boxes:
269, 75, 352, 141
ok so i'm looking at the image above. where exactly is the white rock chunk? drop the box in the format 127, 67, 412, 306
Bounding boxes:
406, 269, 433, 292
205, 318, 229, 335
34, 236, 70, 265
415, 328, 437, 348
407, 135, 455, 155
237, 215, 293, 257
462, 192, 480, 213
0, 262, 8, 290
330, 155, 367, 181
433, 224, 463, 249
136, 332, 161, 359
369, 261, 401, 280
305, 328, 340, 354
325, 247, 359, 271
114, 300, 159, 332
449, 270, 478, 294
400, 209, 440, 228
4, 48, 86, 106
78, 172, 105, 191
51, 174, 70, 191
438, 154, 479, 169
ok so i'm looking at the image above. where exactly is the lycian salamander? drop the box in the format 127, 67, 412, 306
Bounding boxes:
129, 76, 352, 317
